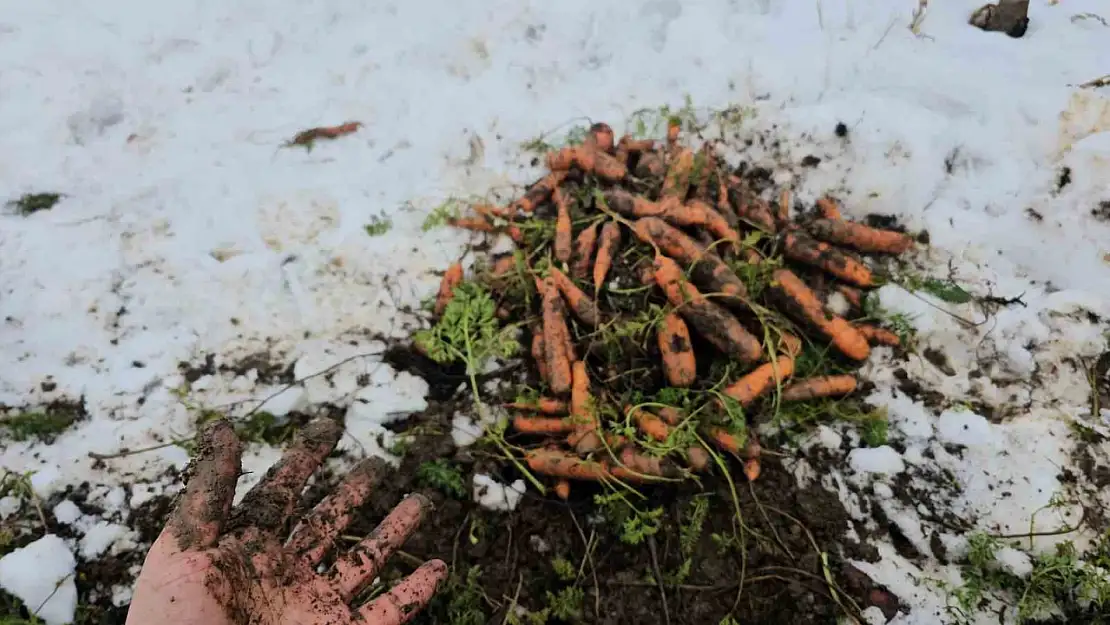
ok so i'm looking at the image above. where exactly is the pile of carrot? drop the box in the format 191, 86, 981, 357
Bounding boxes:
429, 119, 917, 500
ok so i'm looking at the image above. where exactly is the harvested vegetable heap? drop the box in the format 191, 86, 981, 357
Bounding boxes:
420, 119, 914, 500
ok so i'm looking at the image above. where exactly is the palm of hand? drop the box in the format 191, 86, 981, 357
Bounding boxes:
126, 419, 445, 625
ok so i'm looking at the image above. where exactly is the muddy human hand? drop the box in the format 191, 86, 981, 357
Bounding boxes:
126, 418, 447, 625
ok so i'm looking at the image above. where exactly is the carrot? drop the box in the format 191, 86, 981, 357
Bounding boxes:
531, 330, 549, 383
472, 203, 517, 221
550, 267, 601, 327
449, 216, 496, 233
553, 187, 573, 263
657, 406, 683, 426
854, 323, 901, 347
585, 122, 615, 153
541, 277, 574, 394
816, 196, 843, 220
725, 180, 778, 233
674, 199, 742, 251
782, 231, 874, 287
661, 147, 695, 199
807, 218, 915, 255
526, 448, 610, 481
511, 171, 567, 213
546, 145, 627, 181
512, 416, 576, 435
722, 354, 795, 406
837, 284, 863, 310
634, 151, 666, 178
743, 458, 761, 481
631, 217, 749, 303
567, 361, 601, 453
780, 375, 858, 402
606, 188, 678, 218
777, 188, 792, 224
285, 121, 362, 148
434, 262, 464, 316
776, 332, 804, 358
653, 255, 762, 364
658, 312, 696, 387
627, 405, 670, 442
706, 428, 761, 459
491, 255, 516, 279
616, 135, 655, 155
693, 143, 716, 200
554, 479, 571, 500
666, 119, 681, 148
611, 447, 680, 481
593, 222, 622, 291
571, 222, 600, 279
770, 269, 871, 360
506, 398, 567, 416
686, 446, 710, 472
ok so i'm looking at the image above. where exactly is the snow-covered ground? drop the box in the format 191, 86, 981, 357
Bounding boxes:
2, 0, 1109, 623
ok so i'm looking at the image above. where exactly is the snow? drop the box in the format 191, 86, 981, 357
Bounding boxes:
0, 0, 1107, 622
0, 535, 78, 625
472, 473, 526, 512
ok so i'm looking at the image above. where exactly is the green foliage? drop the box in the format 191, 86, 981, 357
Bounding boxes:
671, 496, 710, 584
860, 294, 918, 351
594, 492, 663, 545
521, 124, 588, 154
7, 193, 61, 216
416, 460, 467, 499
544, 586, 584, 621
550, 556, 577, 582
0, 406, 83, 443
364, 215, 393, 237
421, 198, 463, 231
435, 566, 487, 625
413, 282, 519, 373
845, 407, 889, 447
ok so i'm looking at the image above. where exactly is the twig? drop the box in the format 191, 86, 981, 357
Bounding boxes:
1078, 74, 1110, 89
647, 535, 671, 625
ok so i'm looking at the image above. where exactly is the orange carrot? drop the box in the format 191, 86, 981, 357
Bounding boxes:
553, 187, 573, 263
593, 222, 622, 291
571, 222, 600, 279
854, 323, 901, 347
531, 330, 549, 383
606, 188, 677, 218
634, 151, 666, 178
666, 119, 681, 148
657, 406, 683, 426
706, 428, 761, 459
675, 199, 742, 251
512, 416, 576, 435
472, 203, 517, 221
770, 269, 871, 360
526, 448, 610, 481
722, 355, 795, 406
653, 255, 762, 364
611, 447, 680, 481
777, 332, 804, 358
837, 284, 863, 310
491, 255, 516, 279
808, 218, 915, 255
777, 188, 792, 224
725, 180, 778, 233
693, 143, 716, 200
816, 196, 843, 220
627, 405, 670, 442
434, 262, 464, 316
554, 479, 571, 500
541, 277, 574, 394
743, 458, 761, 481
658, 312, 696, 387
631, 217, 749, 303
505, 397, 568, 415
449, 216, 496, 233
546, 145, 627, 181
511, 171, 567, 213
782, 231, 873, 287
567, 361, 601, 453
661, 147, 695, 199
686, 446, 710, 472
550, 267, 601, 327
585, 122, 615, 153
780, 375, 858, 402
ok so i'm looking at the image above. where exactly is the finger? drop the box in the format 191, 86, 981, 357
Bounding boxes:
285, 457, 384, 566
330, 493, 431, 599
167, 419, 242, 550
357, 560, 447, 625
229, 417, 343, 535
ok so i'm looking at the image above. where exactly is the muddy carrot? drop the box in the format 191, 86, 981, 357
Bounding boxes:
657, 406, 683, 426
661, 147, 695, 199
686, 446, 710, 472
658, 312, 696, 387
722, 355, 795, 406
512, 416, 576, 435
808, 218, 915, 255
854, 323, 901, 347
837, 284, 863, 309
780, 375, 858, 402
449, 216, 496, 233
634, 151, 667, 178
491, 255, 516, 279
816, 196, 843, 220
472, 203, 517, 221
571, 222, 601, 279
693, 143, 716, 200
615, 135, 656, 160
770, 269, 871, 360
706, 428, 761, 459
782, 231, 874, 287
631, 217, 749, 303
606, 188, 678, 218
505, 397, 568, 415
743, 458, 761, 481
585, 122, 615, 153
546, 145, 627, 181
531, 331, 549, 383
653, 255, 762, 364
627, 405, 670, 442
611, 447, 680, 481
567, 361, 601, 453
541, 277, 574, 394
554, 479, 571, 500
286, 121, 362, 147
725, 180, 778, 233
554, 188, 573, 263
593, 222, 622, 291
775, 332, 803, 358
675, 199, 742, 251
777, 188, 792, 224
550, 267, 601, 327
526, 448, 610, 481
434, 262, 464, 316
511, 171, 567, 213
666, 119, 681, 148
